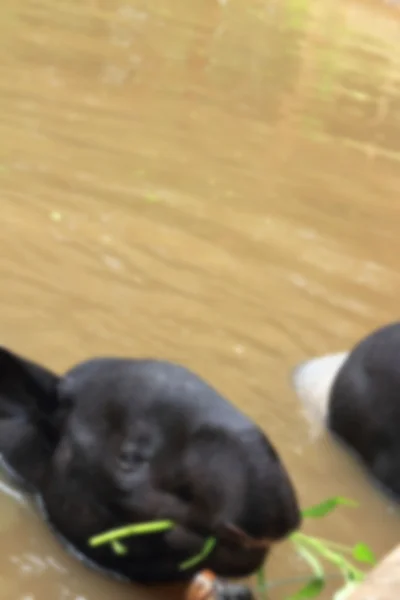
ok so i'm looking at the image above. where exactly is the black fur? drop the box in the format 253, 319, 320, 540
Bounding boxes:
329, 322, 400, 500
0, 349, 300, 584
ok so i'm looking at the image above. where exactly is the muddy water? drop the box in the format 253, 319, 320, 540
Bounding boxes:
1, 0, 400, 598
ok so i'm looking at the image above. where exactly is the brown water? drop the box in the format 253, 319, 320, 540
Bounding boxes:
1, 0, 400, 598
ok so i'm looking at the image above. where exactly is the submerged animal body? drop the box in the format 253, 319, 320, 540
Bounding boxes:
0, 348, 300, 584
293, 322, 400, 501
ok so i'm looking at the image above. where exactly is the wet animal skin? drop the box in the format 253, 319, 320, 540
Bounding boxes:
0, 348, 300, 584
293, 322, 400, 501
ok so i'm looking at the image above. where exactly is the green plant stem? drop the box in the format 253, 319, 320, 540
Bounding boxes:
256, 567, 268, 600
179, 537, 217, 571
265, 573, 342, 590
304, 537, 354, 554
292, 533, 365, 582
89, 520, 174, 547
111, 540, 128, 555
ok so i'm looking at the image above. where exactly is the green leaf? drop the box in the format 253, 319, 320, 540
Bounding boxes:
352, 543, 376, 565
287, 578, 325, 600
302, 497, 358, 518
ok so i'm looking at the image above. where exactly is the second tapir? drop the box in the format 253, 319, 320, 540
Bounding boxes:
293, 321, 400, 501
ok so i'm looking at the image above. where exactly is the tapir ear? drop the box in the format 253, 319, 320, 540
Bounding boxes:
0, 347, 61, 490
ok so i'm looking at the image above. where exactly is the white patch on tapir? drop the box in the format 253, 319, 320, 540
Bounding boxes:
291, 352, 349, 434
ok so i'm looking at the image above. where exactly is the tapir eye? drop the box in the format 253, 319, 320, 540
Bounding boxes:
173, 482, 194, 503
